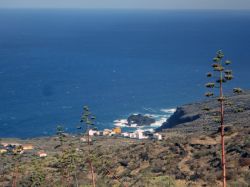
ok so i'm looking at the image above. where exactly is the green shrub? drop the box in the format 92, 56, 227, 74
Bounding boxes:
141, 176, 175, 187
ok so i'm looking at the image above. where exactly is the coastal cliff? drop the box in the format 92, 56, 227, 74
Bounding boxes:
159, 91, 250, 133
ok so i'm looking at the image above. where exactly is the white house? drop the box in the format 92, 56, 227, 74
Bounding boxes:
135, 130, 148, 139
22, 144, 34, 150
37, 151, 47, 158
129, 133, 137, 139
0, 149, 7, 154
109, 132, 116, 136
88, 129, 99, 136
103, 129, 112, 136
122, 132, 130, 137
153, 133, 163, 141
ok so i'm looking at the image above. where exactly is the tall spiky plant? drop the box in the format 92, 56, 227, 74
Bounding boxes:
11, 145, 23, 187
205, 50, 235, 187
80, 106, 96, 187
56, 125, 65, 147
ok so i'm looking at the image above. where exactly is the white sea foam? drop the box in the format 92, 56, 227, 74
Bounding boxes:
150, 117, 167, 127
144, 114, 158, 118
113, 107, 175, 130
114, 123, 127, 127
130, 124, 138, 127
142, 128, 154, 132
114, 119, 128, 127
114, 119, 127, 123
132, 113, 139, 115
160, 108, 176, 113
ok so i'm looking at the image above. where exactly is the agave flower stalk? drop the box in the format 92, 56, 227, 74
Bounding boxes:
205, 50, 234, 187
56, 125, 65, 147
11, 145, 23, 187
80, 106, 96, 187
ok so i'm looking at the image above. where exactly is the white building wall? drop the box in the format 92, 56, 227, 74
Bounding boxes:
88, 130, 96, 136
153, 133, 162, 140
135, 130, 147, 139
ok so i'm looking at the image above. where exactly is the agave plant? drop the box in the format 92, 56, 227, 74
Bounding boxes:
205, 92, 214, 97
206, 83, 215, 88
233, 87, 243, 94
10, 145, 24, 187
56, 125, 65, 147
225, 60, 231, 65
202, 106, 210, 111
80, 105, 96, 187
224, 70, 232, 75
206, 72, 212, 77
205, 50, 235, 187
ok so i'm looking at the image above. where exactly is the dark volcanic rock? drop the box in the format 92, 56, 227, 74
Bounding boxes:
119, 160, 129, 167
127, 114, 155, 126
158, 91, 250, 133
160, 107, 200, 129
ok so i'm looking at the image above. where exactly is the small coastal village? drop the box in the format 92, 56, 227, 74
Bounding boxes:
0, 124, 163, 158
0, 142, 47, 157
87, 127, 162, 140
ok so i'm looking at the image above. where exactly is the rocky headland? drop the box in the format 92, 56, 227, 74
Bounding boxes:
158, 91, 250, 133
127, 114, 156, 126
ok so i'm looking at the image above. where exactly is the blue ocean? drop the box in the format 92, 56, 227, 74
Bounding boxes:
0, 9, 250, 138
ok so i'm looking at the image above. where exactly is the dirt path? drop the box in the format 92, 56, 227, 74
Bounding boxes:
190, 136, 217, 145
178, 145, 194, 175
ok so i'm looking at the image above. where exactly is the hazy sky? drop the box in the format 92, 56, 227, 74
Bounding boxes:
0, 0, 250, 9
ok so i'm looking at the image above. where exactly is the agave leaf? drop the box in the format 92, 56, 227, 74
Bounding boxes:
224, 70, 232, 74
216, 78, 226, 83
217, 96, 226, 102
206, 72, 212, 77
224, 74, 233, 80
205, 83, 215, 88
225, 60, 231, 65
202, 106, 210, 111
216, 50, 224, 59
214, 66, 224, 71
233, 88, 243, 94
205, 92, 214, 97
